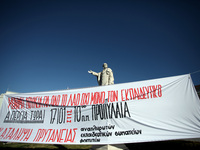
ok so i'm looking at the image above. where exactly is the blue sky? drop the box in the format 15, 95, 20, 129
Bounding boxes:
0, 0, 200, 93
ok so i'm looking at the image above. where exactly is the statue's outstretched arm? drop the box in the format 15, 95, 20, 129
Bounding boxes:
88, 70, 98, 76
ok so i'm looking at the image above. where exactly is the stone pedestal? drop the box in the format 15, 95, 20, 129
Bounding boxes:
92, 144, 128, 150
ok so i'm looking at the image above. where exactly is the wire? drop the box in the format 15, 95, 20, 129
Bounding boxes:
190, 69, 200, 75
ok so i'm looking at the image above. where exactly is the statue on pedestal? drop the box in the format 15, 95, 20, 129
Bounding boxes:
88, 63, 114, 86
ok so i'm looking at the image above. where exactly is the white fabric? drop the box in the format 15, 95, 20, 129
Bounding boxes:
0, 74, 199, 144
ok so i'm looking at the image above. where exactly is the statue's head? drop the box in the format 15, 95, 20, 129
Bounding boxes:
103, 63, 108, 69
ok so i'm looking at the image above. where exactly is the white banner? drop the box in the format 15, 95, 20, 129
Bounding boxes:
0, 74, 200, 144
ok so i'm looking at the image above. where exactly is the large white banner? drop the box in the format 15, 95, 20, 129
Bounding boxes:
0, 74, 200, 144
